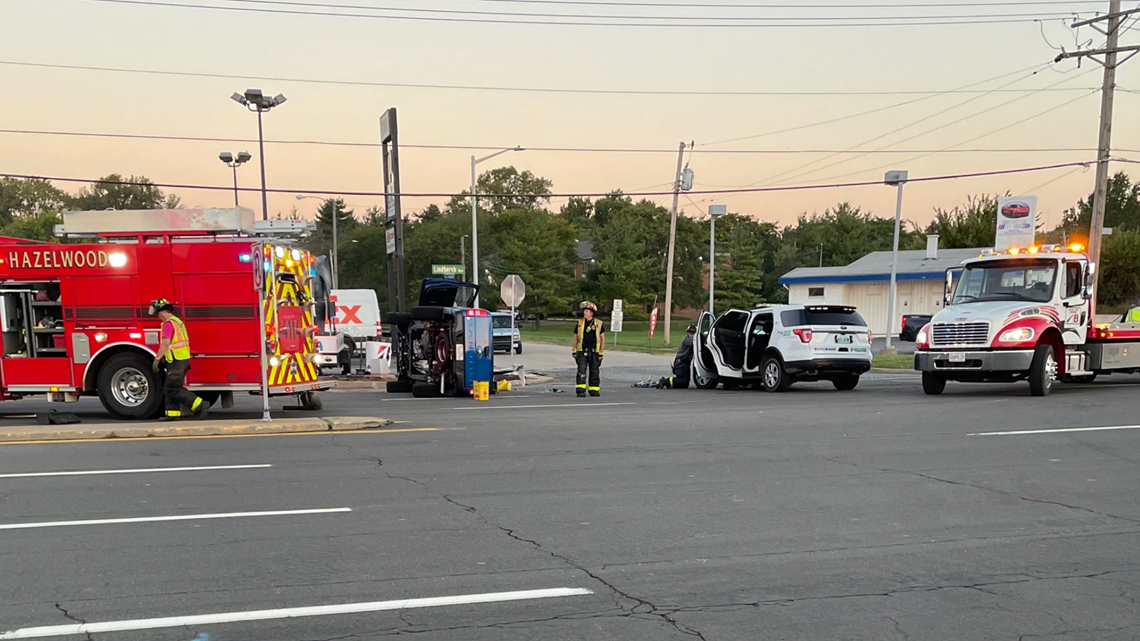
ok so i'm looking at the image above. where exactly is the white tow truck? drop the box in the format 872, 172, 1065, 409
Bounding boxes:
915, 243, 1140, 396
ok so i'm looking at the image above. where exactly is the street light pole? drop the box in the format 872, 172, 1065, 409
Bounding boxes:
218, 152, 251, 208
884, 170, 909, 355
470, 146, 523, 308
298, 194, 356, 289
232, 89, 287, 221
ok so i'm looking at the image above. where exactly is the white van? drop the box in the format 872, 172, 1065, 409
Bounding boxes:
316, 289, 382, 375
326, 289, 381, 339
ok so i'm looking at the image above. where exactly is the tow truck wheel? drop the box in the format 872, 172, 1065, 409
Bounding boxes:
921, 372, 946, 395
98, 353, 164, 420
1029, 344, 1057, 397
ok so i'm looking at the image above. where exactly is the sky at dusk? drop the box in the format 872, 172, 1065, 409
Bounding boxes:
3, 0, 1139, 232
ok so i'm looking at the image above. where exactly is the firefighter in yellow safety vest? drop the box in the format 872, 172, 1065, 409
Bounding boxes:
572, 301, 605, 397
149, 299, 209, 421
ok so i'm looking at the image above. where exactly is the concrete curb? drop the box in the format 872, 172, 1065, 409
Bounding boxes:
0, 416, 393, 443
871, 368, 920, 375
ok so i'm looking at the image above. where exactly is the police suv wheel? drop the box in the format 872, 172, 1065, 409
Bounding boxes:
761, 357, 790, 393
98, 353, 164, 420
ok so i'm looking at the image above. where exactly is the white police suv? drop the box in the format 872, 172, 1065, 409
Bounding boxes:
692, 305, 874, 392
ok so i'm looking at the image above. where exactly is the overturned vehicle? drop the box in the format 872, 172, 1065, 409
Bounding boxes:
385, 279, 494, 398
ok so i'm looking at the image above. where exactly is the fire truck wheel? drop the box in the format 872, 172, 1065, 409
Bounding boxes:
386, 312, 412, 328
1029, 344, 1056, 397
411, 306, 448, 322
921, 372, 946, 395
98, 353, 164, 420
412, 382, 441, 398
386, 379, 413, 394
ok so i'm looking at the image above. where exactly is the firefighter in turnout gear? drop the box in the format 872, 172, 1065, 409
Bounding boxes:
149, 299, 209, 421
659, 325, 697, 389
572, 301, 605, 397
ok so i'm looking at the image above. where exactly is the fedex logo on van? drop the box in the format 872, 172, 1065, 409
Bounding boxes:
332, 305, 363, 324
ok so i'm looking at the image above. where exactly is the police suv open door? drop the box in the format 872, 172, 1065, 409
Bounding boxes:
692, 311, 719, 389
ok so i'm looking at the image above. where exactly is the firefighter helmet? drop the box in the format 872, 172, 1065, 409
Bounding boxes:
149, 298, 175, 315
580, 301, 598, 314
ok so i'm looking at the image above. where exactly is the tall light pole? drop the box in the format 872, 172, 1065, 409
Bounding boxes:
218, 151, 251, 208
470, 146, 523, 307
708, 204, 727, 315
664, 141, 692, 346
231, 89, 286, 221
298, 194, 358, 289
884, 170, 909, 355
460, 234, 469, 282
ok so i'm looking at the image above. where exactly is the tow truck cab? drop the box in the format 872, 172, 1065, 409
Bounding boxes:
914, 243, 1117, 396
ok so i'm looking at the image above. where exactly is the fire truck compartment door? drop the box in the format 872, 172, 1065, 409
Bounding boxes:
276, 306, 306, 353
2, 357, 73, 387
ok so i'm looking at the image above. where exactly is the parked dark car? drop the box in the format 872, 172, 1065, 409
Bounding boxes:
899, 314, 933, 342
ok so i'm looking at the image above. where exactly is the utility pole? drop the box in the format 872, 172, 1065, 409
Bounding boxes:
460, 235, 468, 282
1055, 1, 1140, 279
663, 141, 686, 346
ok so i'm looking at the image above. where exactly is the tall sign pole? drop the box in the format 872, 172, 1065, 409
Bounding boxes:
380, 108, 407, 313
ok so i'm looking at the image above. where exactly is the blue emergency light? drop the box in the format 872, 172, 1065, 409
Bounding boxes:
239, 253, 253, 262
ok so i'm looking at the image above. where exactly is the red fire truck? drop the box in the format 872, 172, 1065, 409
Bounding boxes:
0, 208, 331, 419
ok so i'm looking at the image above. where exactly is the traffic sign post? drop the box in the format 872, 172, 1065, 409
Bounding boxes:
251, 242, 271, 422
611, 299, 623, 346
500, 275, 526, 367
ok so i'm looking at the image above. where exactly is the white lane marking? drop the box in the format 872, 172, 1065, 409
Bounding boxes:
970, 424, 1140, 437
0, 464, 272, 479
0, 587, 595, 639
459, 402, 633, 410
0, 508, 351, 530
384, 396, 532, 402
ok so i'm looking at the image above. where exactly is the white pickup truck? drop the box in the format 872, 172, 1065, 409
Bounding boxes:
915, 243, 1140, 396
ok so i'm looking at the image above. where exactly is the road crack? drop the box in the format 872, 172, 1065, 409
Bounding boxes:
55, 603, 94, 641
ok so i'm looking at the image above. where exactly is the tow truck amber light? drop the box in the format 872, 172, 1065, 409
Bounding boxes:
1069, 243, 1085, 252
793, 328, 813, 343
1027, 246, 1040, 255
108, 253, 128, 267
999, 327, 1035, 343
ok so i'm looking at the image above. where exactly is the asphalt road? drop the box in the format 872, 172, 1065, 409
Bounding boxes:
2, 364, 1140, 640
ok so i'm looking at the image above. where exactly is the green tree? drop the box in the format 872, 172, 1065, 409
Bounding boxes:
712, 214, 772, 310
0, 178, 69, 224
309, 198, 358, 257
68, 174, 181, 211
926, 195, 1000, 249
1060, 172, 1140, 237
1096, 229, 1140, 310
0, 212, 62, 242
484, 207, 578, 319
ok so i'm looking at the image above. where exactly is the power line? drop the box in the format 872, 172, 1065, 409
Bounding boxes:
456, 0, 1106, 8
210, 0, 1079, 22
718, 65, 1065, 188
0, 161, 1094, 198
0, 127, 1117, 155
0, 59, 1101, 97
702, 63, 1048, 147
67, 0, 1081, 27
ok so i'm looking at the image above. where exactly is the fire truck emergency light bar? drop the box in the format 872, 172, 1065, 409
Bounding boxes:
53, 208, 314, 239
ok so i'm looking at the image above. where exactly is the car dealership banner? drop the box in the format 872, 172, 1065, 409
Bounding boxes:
995, 195, 1037, 251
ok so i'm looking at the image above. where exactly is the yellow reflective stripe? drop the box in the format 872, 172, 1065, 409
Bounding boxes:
588, 386, 600, 391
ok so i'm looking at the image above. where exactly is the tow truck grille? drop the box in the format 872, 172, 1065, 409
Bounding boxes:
931, 322, 990, 347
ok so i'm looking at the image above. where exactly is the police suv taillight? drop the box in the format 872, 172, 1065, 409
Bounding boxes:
793, 328, 813, 343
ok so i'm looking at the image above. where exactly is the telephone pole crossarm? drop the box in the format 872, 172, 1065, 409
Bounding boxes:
1056, 43, 1140, 64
